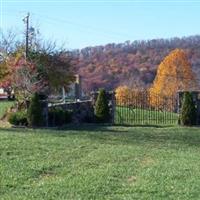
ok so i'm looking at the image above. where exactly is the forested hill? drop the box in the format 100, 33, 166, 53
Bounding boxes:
71, 35, 200, 93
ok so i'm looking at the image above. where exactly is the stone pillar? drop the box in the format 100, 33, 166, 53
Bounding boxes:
75, 75, 82, 101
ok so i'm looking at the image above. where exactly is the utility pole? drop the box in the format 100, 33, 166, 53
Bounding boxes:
23, 12, 30, 59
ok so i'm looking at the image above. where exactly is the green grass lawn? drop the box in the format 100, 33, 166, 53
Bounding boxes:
0, 101, 15, 119
115, 106, 178, 125
1, 125, 200, 199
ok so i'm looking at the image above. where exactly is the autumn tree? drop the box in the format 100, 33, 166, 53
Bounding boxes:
0, 28, 75, 101
0, 49, 75, 104
115, 85, 148, 108
0, 51, 43, 101
28, 50, 75, 94
115, 85, 130, 106
149, 49, 198, 108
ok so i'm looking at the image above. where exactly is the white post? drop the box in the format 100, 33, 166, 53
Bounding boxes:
62, 87, 66, 103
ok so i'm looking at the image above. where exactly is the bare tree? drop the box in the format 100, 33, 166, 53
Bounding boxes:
0, 29, 19, 55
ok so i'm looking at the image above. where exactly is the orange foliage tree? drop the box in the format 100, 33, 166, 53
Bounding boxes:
115, 86, 130, 105
0, 52, 42, 101
115, 85, 148, 107
149, 49, 198, 109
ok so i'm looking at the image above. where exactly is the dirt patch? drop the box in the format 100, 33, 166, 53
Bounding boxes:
127, 176, 137, 184
141, 156, 156, 167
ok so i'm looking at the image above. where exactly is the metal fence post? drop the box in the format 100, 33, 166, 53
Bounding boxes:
111, 91, 116, 125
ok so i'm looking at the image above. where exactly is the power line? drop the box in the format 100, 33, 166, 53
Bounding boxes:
31, 12, 136, 40
2, 10, 137, 41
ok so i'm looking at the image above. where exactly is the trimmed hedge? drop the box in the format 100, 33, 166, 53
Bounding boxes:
27, 93, 43, 127
48, 107, 72, 126
94, 89, 110, 123
180, 92, 197, 126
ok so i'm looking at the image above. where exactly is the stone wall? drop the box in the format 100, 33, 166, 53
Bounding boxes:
45, 90, 115, 126
48, 100, 94, 124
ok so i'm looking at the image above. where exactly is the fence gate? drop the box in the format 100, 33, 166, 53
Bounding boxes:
114, 90, 178, 125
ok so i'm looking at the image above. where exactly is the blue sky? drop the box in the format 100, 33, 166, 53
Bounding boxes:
1, 0, 200, 49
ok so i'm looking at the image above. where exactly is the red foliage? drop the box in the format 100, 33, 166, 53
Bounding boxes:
72, 35, 200, 93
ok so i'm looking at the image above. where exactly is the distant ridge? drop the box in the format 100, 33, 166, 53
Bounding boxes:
71, 35, 200, 93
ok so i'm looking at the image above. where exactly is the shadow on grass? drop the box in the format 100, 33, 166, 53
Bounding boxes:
1, 124, 200, 148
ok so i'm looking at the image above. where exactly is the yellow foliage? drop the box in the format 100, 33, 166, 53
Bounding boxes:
115, 86, 130, 105
149, 49, 198, 108
115, 86, 148, 107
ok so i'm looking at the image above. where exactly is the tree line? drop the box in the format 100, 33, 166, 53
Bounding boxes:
71, 35, 200, 93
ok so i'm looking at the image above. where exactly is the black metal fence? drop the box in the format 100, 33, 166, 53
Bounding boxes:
114, 90, 178, 125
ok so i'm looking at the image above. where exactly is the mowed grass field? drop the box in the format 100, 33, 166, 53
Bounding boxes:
1, 125, 200, 199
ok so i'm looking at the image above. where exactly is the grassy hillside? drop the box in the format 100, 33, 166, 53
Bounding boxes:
1, 125, 200, 199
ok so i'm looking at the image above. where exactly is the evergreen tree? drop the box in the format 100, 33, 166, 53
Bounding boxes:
94, 89, 110, 122
27, 93, 43, 126
180, 92, 197, 126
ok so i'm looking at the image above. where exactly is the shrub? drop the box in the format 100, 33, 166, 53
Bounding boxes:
180, 92, 197, 126
48, 107, 72, 126
94, 88, 110, 122
8, 111, 28, 126
27, 93, 43, 127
